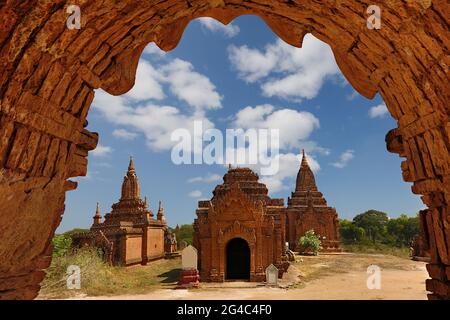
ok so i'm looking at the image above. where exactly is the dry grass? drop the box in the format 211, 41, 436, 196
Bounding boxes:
342, 244, 411, 258
39, 248, 181, 299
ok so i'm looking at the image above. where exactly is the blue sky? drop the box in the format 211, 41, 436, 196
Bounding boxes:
58, 15, 424, 232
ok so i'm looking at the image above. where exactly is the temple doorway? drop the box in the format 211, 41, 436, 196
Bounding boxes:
226, 238, 250, 280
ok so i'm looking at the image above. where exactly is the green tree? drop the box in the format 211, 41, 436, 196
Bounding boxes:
339, 219, 365, 244
170, 224, 194, 247
387, 214, 419, 246
353, 210, 389, 243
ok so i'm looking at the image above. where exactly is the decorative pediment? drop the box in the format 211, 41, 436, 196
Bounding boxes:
219, 220, 257, 244
209, 183, 265, 222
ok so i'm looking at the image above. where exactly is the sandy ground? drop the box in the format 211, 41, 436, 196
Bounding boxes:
69, 254, 429, 300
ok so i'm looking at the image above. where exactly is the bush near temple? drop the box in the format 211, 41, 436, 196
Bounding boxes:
52, 228, 89, 257
298, 230, 322, 255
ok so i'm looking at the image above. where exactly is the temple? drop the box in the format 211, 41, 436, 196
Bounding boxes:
287, 150, 341, 252
193, 150, 341, 282
193, 167, 289, 282
72, 157, 176, 266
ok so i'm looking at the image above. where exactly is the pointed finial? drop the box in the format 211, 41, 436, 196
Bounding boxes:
95, 202, 101, 216
128, 156, 135, 171
301, 149, 309, 166
295, 149, 318, 192
93, 202, 102, 225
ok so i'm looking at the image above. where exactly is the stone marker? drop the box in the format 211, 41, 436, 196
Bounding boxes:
265, 264, 278, 286
177, 245, 199, 289
179, 240, 188, 250
181, 245, 198, 269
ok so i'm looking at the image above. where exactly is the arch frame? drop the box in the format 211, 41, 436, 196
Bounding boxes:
0, 0, 448, 299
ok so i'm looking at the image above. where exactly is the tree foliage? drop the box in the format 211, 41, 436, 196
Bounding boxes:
340, 210, 419, 247
52, 228, 89, 257
169, 224, 194, 247
353, 210, 389, 243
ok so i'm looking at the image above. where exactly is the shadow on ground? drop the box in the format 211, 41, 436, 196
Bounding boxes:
158, 268, 181, 283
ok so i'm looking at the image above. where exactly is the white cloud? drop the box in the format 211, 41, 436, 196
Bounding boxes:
188, 173, 222, 183
331, 149, 355, 168
369, 104, 388, 118
233, 104, 320, 151
125, 60, 165, 101
198, 17, 240, 38
189, 190, 202, 198
228, 34, 341, 101
113, 55, 222, 113
112, 129, 138, 140
93, 90, 214, 152
91, 144, 113, 157
92, 54, 222, 153
143, 42, 167, 57
160, 58, 222, 112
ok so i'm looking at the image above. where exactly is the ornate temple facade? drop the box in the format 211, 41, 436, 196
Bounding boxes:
193, 167, 289, 282
287, 150, 341, 252
193, 151, 340, 282
72, 158, 176, 266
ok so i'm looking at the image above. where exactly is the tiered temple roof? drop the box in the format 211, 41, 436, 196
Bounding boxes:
288, 150, 328, 208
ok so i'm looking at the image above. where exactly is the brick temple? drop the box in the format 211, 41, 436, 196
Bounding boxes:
193, 151, 340, 282
193, 167, 289, 282
72, 158, 176, 266
287, 150, 341, 252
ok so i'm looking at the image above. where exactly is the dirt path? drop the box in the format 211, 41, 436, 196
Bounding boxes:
70, 254, 429, 300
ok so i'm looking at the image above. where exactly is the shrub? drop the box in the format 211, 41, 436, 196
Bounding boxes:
41, 246, 114, 298
298, 230, 322, 255
52, 234, 72, 257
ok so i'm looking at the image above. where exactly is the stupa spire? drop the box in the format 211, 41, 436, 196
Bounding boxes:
120, 156, 141, 200
128, 156, 135, 172
295, 149, 318, 192
92, 202, 102, 225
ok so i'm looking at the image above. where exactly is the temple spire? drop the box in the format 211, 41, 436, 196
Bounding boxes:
120, 156, 141, 200
93, 202, 102, 225
128, 156, 135, 172
157, 200, 166, 223
295, 149, 318, 192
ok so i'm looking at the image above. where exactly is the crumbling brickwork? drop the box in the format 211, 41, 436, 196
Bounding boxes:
0, 0, 448, 299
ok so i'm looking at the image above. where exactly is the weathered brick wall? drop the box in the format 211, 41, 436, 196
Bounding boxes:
0, 0, 448, 299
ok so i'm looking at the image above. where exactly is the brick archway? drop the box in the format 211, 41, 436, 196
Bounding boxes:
0, 1, 448, 299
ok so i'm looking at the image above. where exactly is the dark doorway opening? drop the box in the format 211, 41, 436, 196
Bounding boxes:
226, 238, 250, 280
